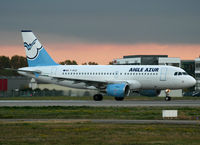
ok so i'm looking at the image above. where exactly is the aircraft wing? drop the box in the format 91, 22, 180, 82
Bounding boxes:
51, 76, 128, 89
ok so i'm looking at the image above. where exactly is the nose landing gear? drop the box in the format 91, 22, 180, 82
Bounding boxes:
165, 89, 171, 101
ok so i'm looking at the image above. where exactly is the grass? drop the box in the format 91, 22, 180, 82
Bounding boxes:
0, 122, 200, 145
0, 106, 200, 144
0, 106, 200, 120
0, 95, 200, 100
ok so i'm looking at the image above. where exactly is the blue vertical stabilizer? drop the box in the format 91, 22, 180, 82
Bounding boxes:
21, 30, 58, 67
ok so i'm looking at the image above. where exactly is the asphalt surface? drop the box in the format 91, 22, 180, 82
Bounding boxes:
0, 119, 199, 124
0, 100, 199, 107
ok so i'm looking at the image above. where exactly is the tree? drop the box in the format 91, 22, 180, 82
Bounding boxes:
10, 55, 27, 69
82, 62, 98, 65
59, 60, 78, 65
108, 61, 114, 65
0, 56, 11, 68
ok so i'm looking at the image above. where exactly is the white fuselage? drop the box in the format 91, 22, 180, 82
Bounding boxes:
18, 65, 196, 91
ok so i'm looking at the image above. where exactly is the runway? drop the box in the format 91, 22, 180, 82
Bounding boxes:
0, 100, 199, 107
0, 119, 199, 124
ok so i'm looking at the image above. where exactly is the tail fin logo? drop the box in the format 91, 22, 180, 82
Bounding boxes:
24, 39, 42, 60
24, 39, 37, 50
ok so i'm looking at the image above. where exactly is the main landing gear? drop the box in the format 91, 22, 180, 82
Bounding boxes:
93, 94, 103, 101
115, 97, 124, 101
165, 89, 171, 101
93, 94, 125, 101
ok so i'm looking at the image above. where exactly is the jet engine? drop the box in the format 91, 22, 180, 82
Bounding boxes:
106, 83, 130, 98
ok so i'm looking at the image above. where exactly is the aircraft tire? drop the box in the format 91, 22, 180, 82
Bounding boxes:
165, 96, 171, 101
115, 97, 124, 101
93, 94, 103, 101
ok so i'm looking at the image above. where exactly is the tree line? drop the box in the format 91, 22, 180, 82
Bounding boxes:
0, 55, 27, 76
59, 60, 98, 65
0, 55, 27, 69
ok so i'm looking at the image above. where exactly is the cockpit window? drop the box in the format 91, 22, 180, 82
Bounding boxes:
178, 72, 182, 76
174, 71, 188, 76
182, 72, 188, 75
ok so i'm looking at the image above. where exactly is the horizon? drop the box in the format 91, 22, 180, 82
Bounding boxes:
1, 42, 200, 64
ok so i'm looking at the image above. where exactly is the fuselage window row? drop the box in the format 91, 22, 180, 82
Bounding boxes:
62, 72, 158, 76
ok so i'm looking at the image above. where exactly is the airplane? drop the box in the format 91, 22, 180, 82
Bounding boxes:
17, 30, 196, 101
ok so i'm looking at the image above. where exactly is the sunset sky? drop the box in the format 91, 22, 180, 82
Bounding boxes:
1, 0, 200, 64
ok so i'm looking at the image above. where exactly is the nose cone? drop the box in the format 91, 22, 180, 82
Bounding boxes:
188, 77, 196, 87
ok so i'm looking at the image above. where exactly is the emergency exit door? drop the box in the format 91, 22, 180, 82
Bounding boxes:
51, 67, 57, 76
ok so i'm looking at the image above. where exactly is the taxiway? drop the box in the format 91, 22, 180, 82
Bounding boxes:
0, 100, 199, 107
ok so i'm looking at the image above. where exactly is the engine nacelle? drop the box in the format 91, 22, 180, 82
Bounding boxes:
106, 83, 130, 97
139, 89, 161, 97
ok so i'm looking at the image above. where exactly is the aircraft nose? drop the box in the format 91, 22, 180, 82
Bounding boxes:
189, 77, 196, 87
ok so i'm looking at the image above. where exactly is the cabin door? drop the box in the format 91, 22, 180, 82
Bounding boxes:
160, 68, 167, 81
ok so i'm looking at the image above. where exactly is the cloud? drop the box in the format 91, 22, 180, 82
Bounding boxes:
0, 0, 200, 44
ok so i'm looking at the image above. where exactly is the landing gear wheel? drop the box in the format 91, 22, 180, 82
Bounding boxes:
164, 89, 171, 101
165, 96, 171, 101
115, 97, 124, 101
93, 94, 103, 101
